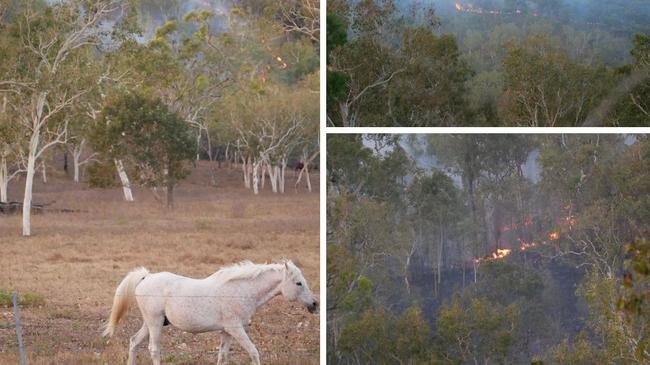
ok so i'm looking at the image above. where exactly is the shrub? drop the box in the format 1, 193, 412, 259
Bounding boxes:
86, 160, 117, 188
0, 289, 46, 307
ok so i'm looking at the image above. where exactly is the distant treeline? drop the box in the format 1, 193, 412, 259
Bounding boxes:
327, 0, 650, 126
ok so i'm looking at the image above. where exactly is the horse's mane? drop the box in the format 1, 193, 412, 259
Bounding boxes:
210, 260, 291, 285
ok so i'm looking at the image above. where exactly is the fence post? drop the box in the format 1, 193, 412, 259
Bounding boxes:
12, 293, 26, 365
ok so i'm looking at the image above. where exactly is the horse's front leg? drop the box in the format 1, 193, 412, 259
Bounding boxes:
225, 326, 260, 365
216, 332, 233, 365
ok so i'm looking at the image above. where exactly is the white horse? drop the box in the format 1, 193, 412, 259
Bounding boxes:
103, 260, 318, 365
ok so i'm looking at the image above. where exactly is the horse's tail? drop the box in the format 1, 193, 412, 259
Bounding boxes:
103, 267, 149, 337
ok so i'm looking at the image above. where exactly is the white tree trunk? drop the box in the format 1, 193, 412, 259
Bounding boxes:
252, 159, 261, 195
23, 132, 39, 236
279, 158, 287, 193
114, 159, 134, 202
305, 164, 311, 192
73, 150, 81, 183
224, 143, 230, 168
261, 161, 267, 189
22, 92, 69, 236
267, 160, 278, 193
295, 151, 315, 193
72, 139, 87, 183
276, 166, 282, 193
41, 161, 47, 183
0, 155, 8, 203
242, 156, 251, 189
196, 130, 201, 161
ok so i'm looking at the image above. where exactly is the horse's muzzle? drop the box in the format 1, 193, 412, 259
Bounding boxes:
307, 300, 318, 314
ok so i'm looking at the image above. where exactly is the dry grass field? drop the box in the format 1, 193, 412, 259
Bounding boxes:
0, 161, 320, 365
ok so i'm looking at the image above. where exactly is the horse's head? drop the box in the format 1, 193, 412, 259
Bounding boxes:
280, 261, 318, 313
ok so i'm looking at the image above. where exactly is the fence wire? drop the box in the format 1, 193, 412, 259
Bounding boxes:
1, 299, 320, 360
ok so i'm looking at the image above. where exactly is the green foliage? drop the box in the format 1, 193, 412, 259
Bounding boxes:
477, 261, 545, 302
609, 34, 650, 126
326, 70, 350, 103
20, 292, 45, 307
0, 289, 45, 307
577, 272, 644, 363
547, 332, 607, 365
86, 160, 117, 188
277, 38, 319, 84
326, 134, 373, 192
338, 306, 430, 365
0, 290, 10, 306
327, 0, 471, 126
618, 239, 650, 360
499, 35, 613, 126
328, 134, 650, 364
93, 93, 195, 198
327, 244, 373, 313
326, 14, 347, 57
631, 34, 650, 66
327, 134, 413, 203
328, 0, 650, 126
436, 297, 518, 364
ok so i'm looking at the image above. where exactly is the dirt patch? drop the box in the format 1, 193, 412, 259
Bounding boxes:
0, 161, 320, 364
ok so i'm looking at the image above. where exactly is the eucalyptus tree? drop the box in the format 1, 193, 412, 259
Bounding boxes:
604, 34, 650, 126
95, 94, 196, 208
428, 135, 534, 259
226, 85, 306, 195
428, 135, 489, 255
208, 2, 318, 194
499, 35, 613, 127
0, 95, 24, 203
537, 135, 632, 278
327, 0, 405, 127
279, 0, 320, 44
138, 9, 232, 165
292, 71, 320, 193
62, 48, 108, 184
0, 0, 136, 236
327, 0, 470, 127
536, 135, 650, 364
407, 170, 463, 294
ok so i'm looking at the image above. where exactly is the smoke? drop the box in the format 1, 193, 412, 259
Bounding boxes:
397, 135, 540, 186
137, 0, 231, 41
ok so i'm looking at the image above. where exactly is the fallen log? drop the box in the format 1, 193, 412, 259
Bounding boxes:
0, 201, 84, 215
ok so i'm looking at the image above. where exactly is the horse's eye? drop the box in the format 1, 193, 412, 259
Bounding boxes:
296, 282, 303, 286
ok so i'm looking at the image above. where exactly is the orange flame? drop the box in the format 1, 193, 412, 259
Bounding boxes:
276, 56, 288, 70
472, 203, 577, 265
519, 240, 536, 250
562, 216, 577, 228
493, 248, 511, 258
475, 248, 512, 263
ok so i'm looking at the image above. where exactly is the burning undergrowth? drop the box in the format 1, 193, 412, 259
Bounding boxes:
474, 203, 577, 264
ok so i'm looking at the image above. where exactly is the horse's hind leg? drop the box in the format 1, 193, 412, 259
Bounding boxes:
145, 320, 164, 365
216, 333, 233, 365
225, 326, 260, 365
127, 324, 149, 365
